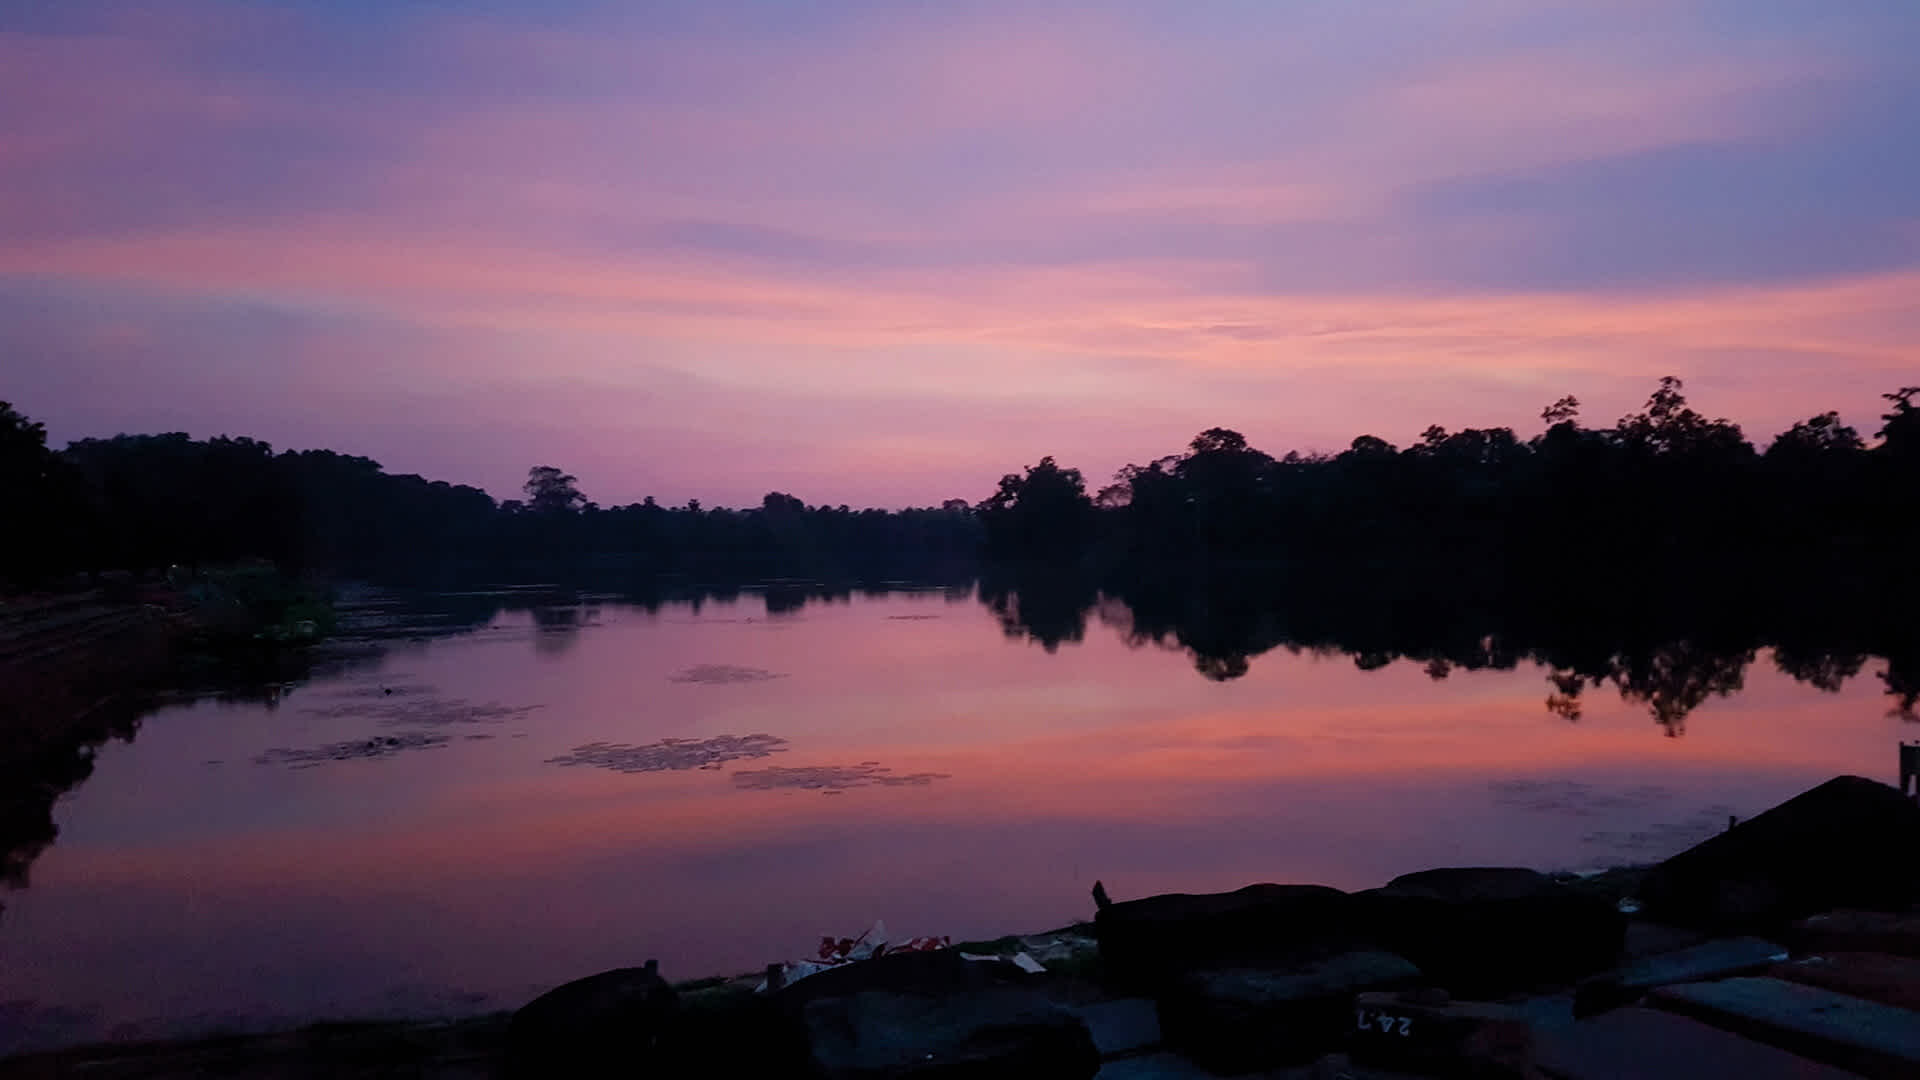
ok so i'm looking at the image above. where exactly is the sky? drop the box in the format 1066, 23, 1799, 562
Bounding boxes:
4, 0, 1917, 509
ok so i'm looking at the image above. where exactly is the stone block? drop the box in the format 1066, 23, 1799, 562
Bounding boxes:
1650, 975, 1920, 1080
1573, 936, 1787, 1016
1535, 1006, 1857, 1080
1348, 990, 1533, 1079
1772, 952, 1920, 1012
1157, 951, 1421, 1074
1789, 910, 1920, 958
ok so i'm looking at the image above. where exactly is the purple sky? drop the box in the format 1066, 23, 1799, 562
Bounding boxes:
5, 1, 1917, 508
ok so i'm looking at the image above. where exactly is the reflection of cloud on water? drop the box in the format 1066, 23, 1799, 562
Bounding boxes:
732, 763, 952, 792
1490, 778, 1737, 867
668, 664, 786, 685
1578, 806, 1737, 863
254, 732, 451, 768
885, 614, 941, 621
545, 734, 788, 773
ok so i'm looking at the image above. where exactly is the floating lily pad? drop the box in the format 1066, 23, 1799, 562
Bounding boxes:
545, 734, 788, 773
731, 763, 951, 791
255, 732, 452, 767
667, 664, 785, 685
299, 698, 542, 726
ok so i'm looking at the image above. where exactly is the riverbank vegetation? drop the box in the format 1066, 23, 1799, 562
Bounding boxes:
6, 379, 1915, 592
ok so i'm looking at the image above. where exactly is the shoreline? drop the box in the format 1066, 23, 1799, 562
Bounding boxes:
0, 870, 1653, 1074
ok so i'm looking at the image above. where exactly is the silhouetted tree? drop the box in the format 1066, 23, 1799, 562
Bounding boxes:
976, 456, 1094, 559
0, 402, 88, 585
1877, 387, 1920, 460
525, 466, 588, 514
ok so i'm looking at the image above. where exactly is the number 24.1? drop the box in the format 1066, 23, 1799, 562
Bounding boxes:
1357, 1010, 1412, 1036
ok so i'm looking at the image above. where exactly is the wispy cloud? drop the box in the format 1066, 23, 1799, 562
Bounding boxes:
4, 0, 1915, 504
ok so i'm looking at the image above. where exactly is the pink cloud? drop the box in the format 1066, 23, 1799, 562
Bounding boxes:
3, 0, 1915, 505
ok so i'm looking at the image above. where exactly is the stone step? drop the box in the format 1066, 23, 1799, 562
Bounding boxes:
1773, 952, 1920, 1012
1650, 976, 1920, 1080
1536, 1006, 1858, 1080
1575, 936, 1788, 1015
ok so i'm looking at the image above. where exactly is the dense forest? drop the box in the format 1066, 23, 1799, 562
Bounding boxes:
0, 404, 981, 585
2, 377, 1916, 590
980, 378, 1919, 578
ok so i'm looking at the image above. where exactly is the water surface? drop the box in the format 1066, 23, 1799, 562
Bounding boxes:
1, 584, 1910, 1053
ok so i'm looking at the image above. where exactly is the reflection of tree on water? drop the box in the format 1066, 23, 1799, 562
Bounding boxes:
979, 569, 1095, 654
1881, 652, 1920, 722
531, 604, 587, 657
1773, 645, 1868, 693
981, 564, 1920, 729
0, 707, 140, 906
1584, 642, 1754, 737
0, 678, 310, 917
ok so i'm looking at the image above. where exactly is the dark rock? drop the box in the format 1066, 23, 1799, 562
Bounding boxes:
1639, 775, 1920, 932
1381, 867, 1564, 901
1093, 883, 1358, 989
505, 960, 678, 1077
1573, 935, 1788, 1017
799, 986, 1098, 1079
1354, 867, 1626, 996
1789, 909, 1920, 958
1349, 990, 1533, 1079
1157, 950, 1422, 1073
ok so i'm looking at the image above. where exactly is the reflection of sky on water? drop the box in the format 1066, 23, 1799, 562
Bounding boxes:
0, 587, 1910, 1053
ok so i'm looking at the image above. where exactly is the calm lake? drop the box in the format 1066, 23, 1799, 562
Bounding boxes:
2, 583, 1912, 1053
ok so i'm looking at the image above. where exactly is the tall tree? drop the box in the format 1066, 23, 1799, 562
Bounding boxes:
524, 466, 588, 514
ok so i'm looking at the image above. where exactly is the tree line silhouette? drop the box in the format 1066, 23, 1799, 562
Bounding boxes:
977, 379, 1920, 584
3, 377, 1916, 589
0, 404, 979, 587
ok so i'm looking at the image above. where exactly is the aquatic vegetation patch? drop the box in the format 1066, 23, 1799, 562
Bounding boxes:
255, 732, 451, 767
668, 664, 786, 684
1488, 779, 1674, 816
545, 734, 788, 773
326, 680, 435, 700
731, 762, 951, 791
1578, 803, 1739, 862
298, 698, 542, 726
